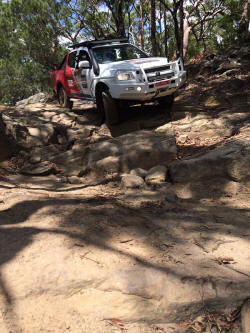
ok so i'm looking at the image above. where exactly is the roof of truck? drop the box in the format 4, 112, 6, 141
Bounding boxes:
69, 38, 129, 49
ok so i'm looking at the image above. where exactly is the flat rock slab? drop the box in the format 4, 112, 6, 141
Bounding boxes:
20, 161, 56, 176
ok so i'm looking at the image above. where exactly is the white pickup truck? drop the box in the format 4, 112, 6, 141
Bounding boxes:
51, 38, 186, 125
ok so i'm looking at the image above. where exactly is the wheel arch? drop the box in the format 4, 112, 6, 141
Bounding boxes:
95, 82, 109, 101
56, 82, 64, 96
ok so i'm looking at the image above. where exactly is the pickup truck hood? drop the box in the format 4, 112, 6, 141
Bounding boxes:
99, 57, 171, 77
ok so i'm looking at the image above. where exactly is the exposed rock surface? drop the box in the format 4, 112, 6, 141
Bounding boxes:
15, 92, 47, 106
67, 175, 83, 184
130, 168, 148, 178
0, 44, 249, 332
88, 130, 176, 175
169, 129, 250, 184
0, 102, 177, 178
241, 299, 250, 333
145, 165, 167, 185
0, 112, 20, 161
121, 174, 145, 188
20, 160, 56, 176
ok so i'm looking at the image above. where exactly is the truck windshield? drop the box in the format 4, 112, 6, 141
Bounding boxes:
92, 44, 149, 64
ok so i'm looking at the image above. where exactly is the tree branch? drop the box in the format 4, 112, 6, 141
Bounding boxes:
159, 0, 173, 16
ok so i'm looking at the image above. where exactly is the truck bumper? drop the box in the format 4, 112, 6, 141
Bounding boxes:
109, 71, 186, 101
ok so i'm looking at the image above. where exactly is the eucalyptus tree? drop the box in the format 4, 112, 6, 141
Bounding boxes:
239, 0, 249, 42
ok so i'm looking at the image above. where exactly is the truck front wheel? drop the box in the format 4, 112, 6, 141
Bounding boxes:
101, 90, 119, 126
158, 93, 175, 109
58, 86, 73, 109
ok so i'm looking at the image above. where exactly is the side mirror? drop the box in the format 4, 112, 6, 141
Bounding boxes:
78, 60, 91, 69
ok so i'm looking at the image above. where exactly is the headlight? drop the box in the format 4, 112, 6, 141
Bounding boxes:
116, 71, 135, 81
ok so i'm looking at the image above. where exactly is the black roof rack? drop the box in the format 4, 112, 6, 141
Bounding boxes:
69, 37, 129, 49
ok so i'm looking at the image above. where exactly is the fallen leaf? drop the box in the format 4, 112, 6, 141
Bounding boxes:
218, 320, 231, 328
104, 318, 125, 332
179, 322, 190, 328
120, 239, 133, 243
207, 314, 215, 321
217, 257, 236, 265
190, 322, 204, 332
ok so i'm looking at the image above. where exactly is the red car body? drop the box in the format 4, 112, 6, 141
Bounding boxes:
50, 52, 84, 99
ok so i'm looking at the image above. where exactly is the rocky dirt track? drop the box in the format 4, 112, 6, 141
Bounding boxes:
0, 44, 249, 333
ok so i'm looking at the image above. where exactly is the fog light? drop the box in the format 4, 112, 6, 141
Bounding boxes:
136, 86, 142, 92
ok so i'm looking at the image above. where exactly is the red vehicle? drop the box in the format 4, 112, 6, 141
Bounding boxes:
50, 51, 83, 109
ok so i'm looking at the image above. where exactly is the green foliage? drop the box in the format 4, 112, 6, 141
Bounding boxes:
0, 0, 65, 105
0, 0, 246, 105
0, 57, 51, 105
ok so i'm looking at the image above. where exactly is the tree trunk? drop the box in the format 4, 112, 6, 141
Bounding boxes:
239, 0, 249, 43
183, 18, 191, 58
151, 0, 157, 56
163, 9, 168, 58
126, 2, 131, 39
105, 0, 125, 37
179, 0, 184, 59
159, 1, 162, 56
173, 8, 181, 58
116, 0, 125, 37
139, 0, 144, 49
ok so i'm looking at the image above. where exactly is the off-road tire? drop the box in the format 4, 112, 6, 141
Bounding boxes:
101, 90, 119, 126
158, 93, 175, 109
58, 86, 73, 109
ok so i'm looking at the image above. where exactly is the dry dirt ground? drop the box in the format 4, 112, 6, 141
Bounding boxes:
0, 173, 249, 333
0, 46, 250, 333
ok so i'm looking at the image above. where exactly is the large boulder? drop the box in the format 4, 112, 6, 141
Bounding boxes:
88, 130, 177, 175
49, 149, 88, 176
27, 124, 55, 146
169, 137, 250, 183
0, 110, 56, 148
121, 174, 144, 189
119, 130, 176, 171
145, 165, 167, 185
16, 92, 46, 106
130, 168, 147, 179
0, 112, 20, 161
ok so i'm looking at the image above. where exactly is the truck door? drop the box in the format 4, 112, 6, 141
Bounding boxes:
74, 49, 92, 99
64, 51, 80, 97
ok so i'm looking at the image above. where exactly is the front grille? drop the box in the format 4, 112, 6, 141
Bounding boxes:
144, 65, 174, 83
147, 72, 174, 83
144, 65, 170, 73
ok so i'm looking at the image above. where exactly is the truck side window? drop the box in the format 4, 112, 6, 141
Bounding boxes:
68, 51, 77, 68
